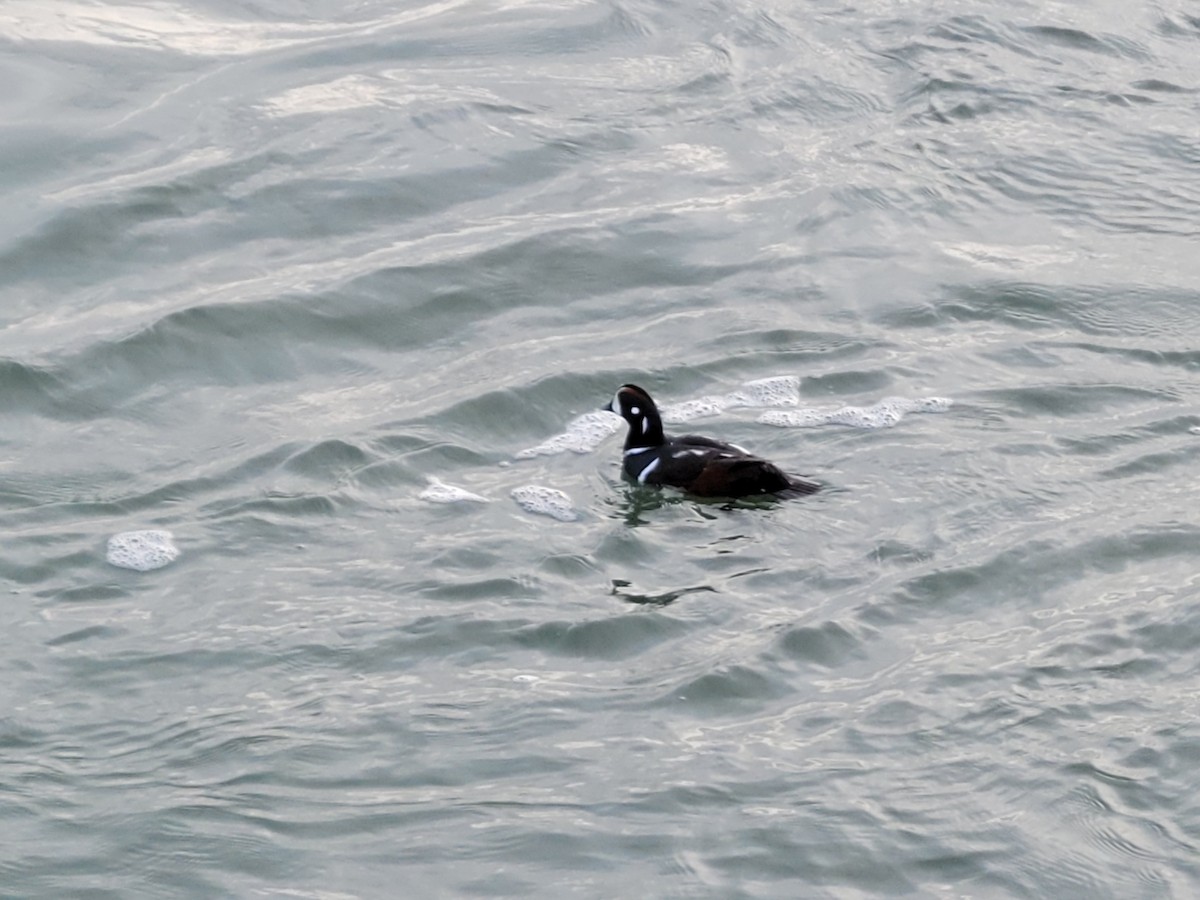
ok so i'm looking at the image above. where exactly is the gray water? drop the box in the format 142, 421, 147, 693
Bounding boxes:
4, 0, 1200, 896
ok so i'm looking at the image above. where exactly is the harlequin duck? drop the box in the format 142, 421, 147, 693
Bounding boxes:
603, 384, 819, 498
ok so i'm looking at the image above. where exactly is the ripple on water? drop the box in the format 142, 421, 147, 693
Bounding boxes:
514, 614, 691, 661
775, 620, 867, 669
661, 664, 791, 715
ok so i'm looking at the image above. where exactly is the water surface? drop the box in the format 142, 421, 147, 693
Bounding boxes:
3, 0, 1200, 896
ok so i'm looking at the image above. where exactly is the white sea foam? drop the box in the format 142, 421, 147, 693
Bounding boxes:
726, 375, 803, 409
418, 477, 488, 504
514, 410, 622, 458
106, 530, 179, 571
660, 376, 801, 423
660, 397, 727, 422
758, 397, 953, 429
511, 485, 578, 521
516, 379, 947, 456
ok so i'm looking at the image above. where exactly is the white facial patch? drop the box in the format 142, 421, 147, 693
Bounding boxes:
637, 457, 661, 484
630, 406, 640, 415
611, 390, 624, 416
640, 416, 650, 435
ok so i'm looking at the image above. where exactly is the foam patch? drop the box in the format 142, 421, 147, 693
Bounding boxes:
659, 397, 727, 422
511, 485, 578, 521
418, 477, 488, 503
515, 379, 947, 456
660, 376, 802, 424
515, 410, 621, 458
758, 397, 952, 429
725, 375, 803, 409
106, 530, 179, 571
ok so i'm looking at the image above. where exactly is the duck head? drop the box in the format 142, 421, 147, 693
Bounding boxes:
603, 384, 666, 449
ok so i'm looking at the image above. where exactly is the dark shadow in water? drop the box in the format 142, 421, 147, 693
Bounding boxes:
607, 483, 816, 525
610, 579, 717, 608
605, 484, 675, 526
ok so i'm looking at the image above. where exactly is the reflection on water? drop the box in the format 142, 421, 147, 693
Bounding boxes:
610, 578, 717, 608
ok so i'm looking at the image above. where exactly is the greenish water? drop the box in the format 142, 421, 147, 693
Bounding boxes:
4, 0, 1200, 896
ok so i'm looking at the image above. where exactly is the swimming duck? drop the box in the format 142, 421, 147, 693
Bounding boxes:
604, 384, 819, 498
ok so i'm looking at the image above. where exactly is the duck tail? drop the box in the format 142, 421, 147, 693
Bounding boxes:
777, 476, 820, 499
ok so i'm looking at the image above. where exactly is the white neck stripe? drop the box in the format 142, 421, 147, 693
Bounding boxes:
624, 446, 655, 456
637, 457, 661, 484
